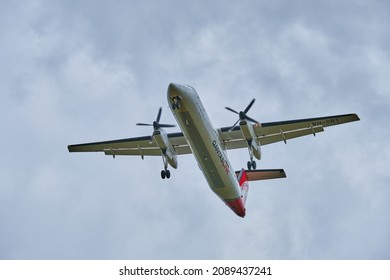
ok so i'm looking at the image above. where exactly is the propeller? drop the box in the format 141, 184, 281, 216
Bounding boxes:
225, 98, 259, 131
136, 107, 176, 135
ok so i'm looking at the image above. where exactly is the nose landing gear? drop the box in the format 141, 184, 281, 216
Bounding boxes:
171, 96, 181, 110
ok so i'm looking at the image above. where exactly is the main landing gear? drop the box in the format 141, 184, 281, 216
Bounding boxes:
161, 169, 171, 179
161, 154, 171, 179
247, 159, 257, 170
247, 141, 257, 170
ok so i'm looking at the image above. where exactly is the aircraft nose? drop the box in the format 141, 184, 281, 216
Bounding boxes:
167, 83, 197, 110
167, 83, 187, 96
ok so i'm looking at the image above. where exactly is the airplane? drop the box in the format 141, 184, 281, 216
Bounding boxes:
68, 83, 360, 217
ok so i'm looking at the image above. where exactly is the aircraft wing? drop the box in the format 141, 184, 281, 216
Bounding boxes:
219, 113, 360, 149
68, 132, 192, 157
69, 113, 359, 156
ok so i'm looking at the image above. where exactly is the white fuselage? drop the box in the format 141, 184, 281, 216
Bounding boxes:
167, 83, 246, 217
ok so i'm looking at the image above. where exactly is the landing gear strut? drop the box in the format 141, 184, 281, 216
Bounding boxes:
161, 154, 171, 179
247, 141, 257, 170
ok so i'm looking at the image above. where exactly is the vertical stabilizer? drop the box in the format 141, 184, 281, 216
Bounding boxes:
237, 169, 249, 205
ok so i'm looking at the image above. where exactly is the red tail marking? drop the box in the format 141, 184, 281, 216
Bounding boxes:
238, 169, 249, 205
239, 169, 248, 186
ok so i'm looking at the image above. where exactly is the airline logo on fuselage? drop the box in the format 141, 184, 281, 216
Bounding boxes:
212, 140, 230, 174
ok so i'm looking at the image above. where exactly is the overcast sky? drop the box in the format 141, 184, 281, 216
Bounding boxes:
1, 0, 389, 259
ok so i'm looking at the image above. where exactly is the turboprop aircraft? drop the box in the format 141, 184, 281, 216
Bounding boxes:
68, 83, 360, 217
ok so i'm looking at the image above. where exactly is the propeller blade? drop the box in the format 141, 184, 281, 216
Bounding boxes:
244, 98, 255, 114
226, 98, 259, 127
137, 107, 176, 131
245, 116, 259, 124
228, 119, 241, 131
159, 124, 176, 128
136, 123, 153, 126
225, 107, 239, 114
156, 107, 162, 123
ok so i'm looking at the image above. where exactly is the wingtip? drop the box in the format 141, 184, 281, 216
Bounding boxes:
354, 113, 361, 121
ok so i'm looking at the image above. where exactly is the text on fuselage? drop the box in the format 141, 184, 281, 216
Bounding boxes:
212, 140, 230, 174
312, 118, 339, 126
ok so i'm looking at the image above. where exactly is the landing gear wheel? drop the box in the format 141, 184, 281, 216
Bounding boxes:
247, 160, 257, 170
161, 169, 171, 179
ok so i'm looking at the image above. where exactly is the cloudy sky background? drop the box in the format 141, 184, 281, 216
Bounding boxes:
1, 0, 389, 259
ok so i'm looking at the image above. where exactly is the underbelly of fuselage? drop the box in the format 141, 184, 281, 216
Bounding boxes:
173, 110, 240, 201
167, 83, 246, 217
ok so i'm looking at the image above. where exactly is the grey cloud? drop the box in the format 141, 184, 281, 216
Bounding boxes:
1, 0, 389, 259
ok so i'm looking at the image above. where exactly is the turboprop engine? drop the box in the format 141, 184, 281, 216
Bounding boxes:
136, 107, 178, 179
225, 98, 262, 170
153, 129, 178, 169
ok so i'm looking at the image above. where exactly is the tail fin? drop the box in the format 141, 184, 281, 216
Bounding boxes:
236, 169, 250, 204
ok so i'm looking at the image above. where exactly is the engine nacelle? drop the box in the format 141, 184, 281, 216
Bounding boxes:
165, 147, 178, 169
153, 129, 178, 169
240, 120, 262, 160
251, 140, 262, 160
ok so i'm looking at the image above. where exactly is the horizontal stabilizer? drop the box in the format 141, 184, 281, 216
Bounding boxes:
235, 169, 286, 181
